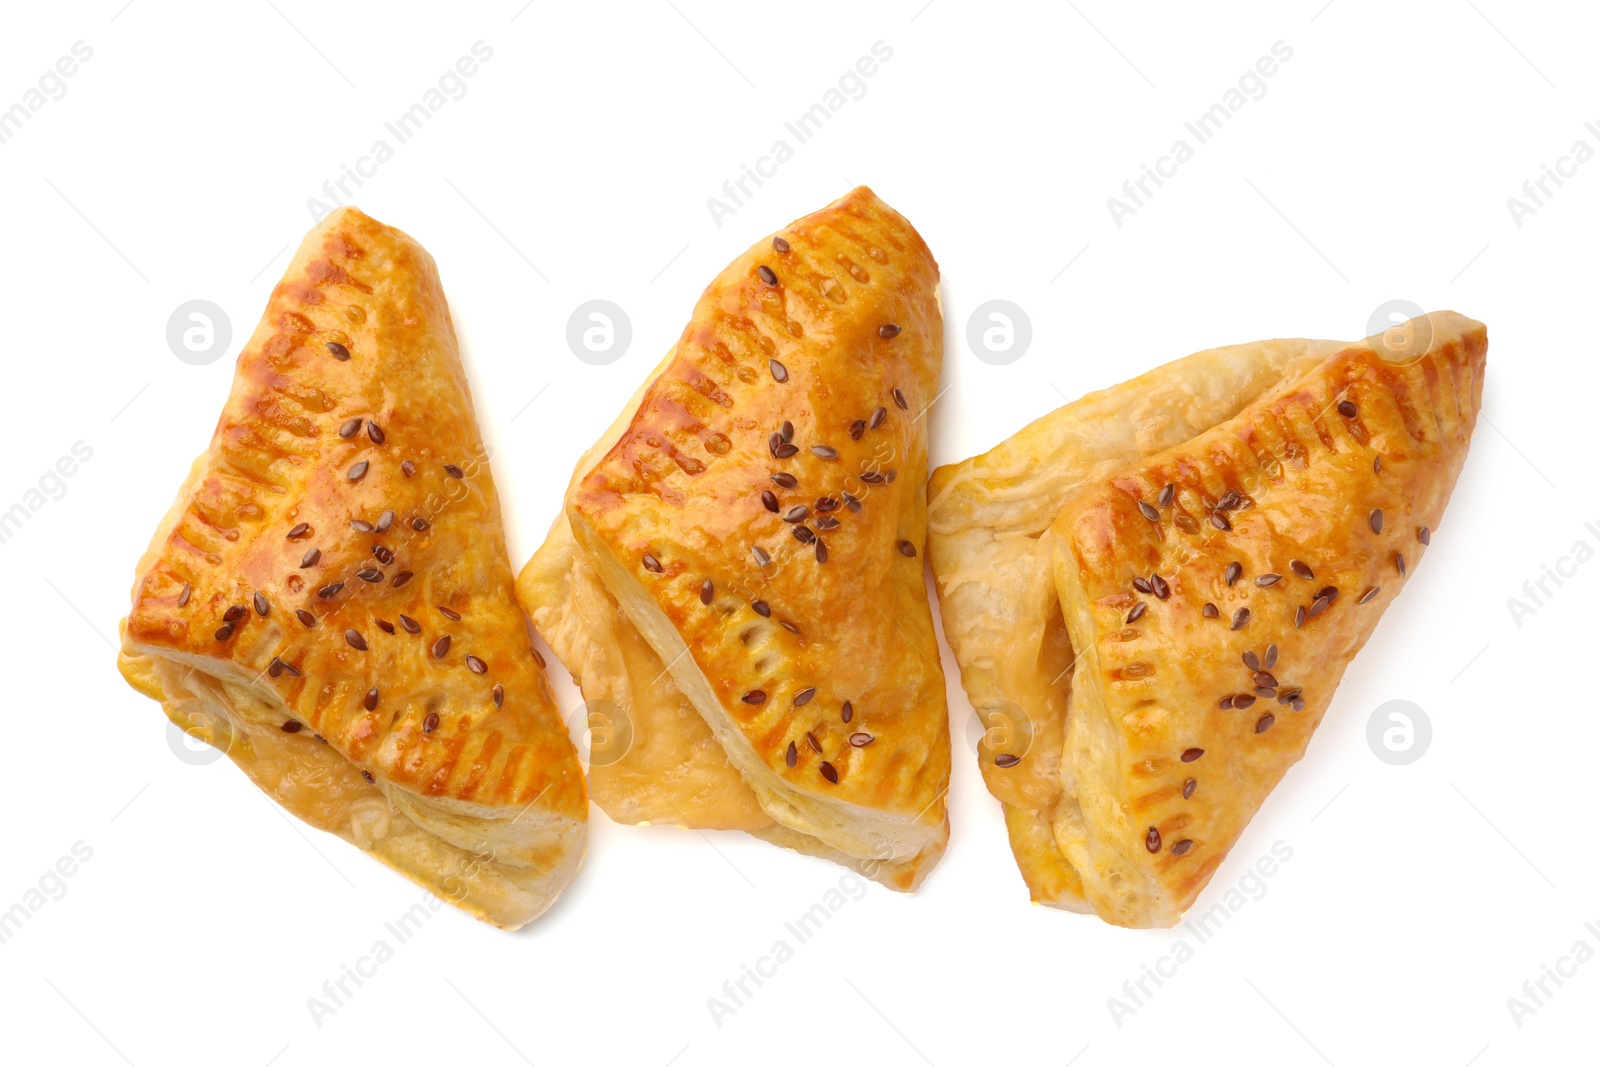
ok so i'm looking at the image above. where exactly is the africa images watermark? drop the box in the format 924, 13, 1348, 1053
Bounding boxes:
1, 441, 94, 547
1106, 40, 1294, 228
0, 40, 94, 147
1505, 918, 1600, 1029
705, 40, 894, 229
306, 41, 495, 222
1504, 119, 1600, 229
1503, 517, 1600, 628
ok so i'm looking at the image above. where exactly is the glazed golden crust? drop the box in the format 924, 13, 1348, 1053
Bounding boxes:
118, 207, 586, 927
930, 312, 1486, 926
529, 187, 950, 882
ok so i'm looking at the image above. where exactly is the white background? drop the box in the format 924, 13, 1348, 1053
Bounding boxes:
1, 1, 1594, 1064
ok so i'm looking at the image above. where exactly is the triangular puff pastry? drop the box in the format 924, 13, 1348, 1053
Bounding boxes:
517, 187, 950, 889
928, 312, 1486, 926
118, 208, 587, 928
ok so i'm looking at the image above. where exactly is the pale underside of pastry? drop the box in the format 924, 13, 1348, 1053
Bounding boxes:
118, 207, 587, 929
928, 312, 1486, 926
518, 187, 950, 890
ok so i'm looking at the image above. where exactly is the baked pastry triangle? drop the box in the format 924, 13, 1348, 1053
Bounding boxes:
118, 208, 587, 928
928, 312, 1486, 926
517, 187, 950, 889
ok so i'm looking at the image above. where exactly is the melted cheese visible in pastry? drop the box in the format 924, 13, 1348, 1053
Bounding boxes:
117, 208, 588, 929
518, 187, 950, 889
929, 312, 1486, 926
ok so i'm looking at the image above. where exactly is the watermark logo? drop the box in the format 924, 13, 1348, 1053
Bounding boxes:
566, 300, 631, 365
1366, 699, 1430, 765
964, 699, 1036, 765
1365, 299, 1431, 362
565, 698, 634, 767
966, 299, 1032, 365
167, 300, 232, 365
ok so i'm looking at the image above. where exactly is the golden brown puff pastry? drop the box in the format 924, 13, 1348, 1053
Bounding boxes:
928, 311, 1486, 926
118, 207, 587, 928
517, 187, 950, 889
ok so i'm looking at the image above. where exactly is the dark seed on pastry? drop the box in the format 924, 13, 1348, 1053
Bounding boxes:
296, 609, 316, 628
815, 496, 839, 513
362, 770, 375, 783
347, 460, 369, 482
1359, 585, 1381, 604
532, 647, 546, 669
1374, 455, 1383, 473
1308, 596, 1330, 618
820, 761, 839, 784
345, 629, 367, 651
773, 442, 799, 459
253, 592, 270, 617
1231, 607, 1250, 630
364, 687, 379, 711
842, 492, 861, 512
398, 614, 419, 634
372, 544, 395, 565
752, 600, 770, 617
401, 460, 416, 478
1395, 552, 1406, 576
860, 470, 885, 485
1243, 650, 1260, 671
1254, 671, 1277, 689
287, 523, 310, 540
1255, 573, 1281, 587
759, 489, 779, 513
793, 525, 815, 544
850, 732, 874, 747
367, 422, 385, 444
869, 406, 888, 430
1292, 697, 1306, 711
1369, 509, 1384, 534
1318, 585, 1339, 602
878, 323, 902, 339
794, 687, 816, 707
223, 605, 245, 623
885, 470, 897, 483
780, 420, 794, 443
1210, 510, 1232, 531
815, 539, 828, 563
1183, 778, 1197, 800
786, 741, 797, 767
423, 712, 439, 734
1218, 695, 1234, 709
1181, 747, 1204, 762
1337, 399, 1358, 417
1145, 826, 1162, 853
805, 731, 821, 753
1171, 839, 1194, 856
1202, 603, 1219, 618
898, 540, 917, 557
432, 635, 451, 658
841, 701, 854, 723
849, 420, 866, 440
815, 516, 840, 531
281, 660, 301, 678
1159, 484, 1175, 508
1295, 605, 1307, 628
282, 720, 303, 733
392, 571, 413, 588
350, 519, 375, 534
1264, 643, 1277, 669
994, 753, 1021, 768
376, 510, 394, 532
758, 264, 778, 285
1225, 562, 1242, 586
784, 505, 810, 523
493, 684, 504, 707
411, 517, 429, 532
466, 654, 487, 674
772, 236, 790, 253
1217, 489, 1243, 511
742, 689, 767, 705
1150, 574, 1170, 600
356, 566, 382, 583
376, 619, 394, 634
1233, 694, 1257, 710
438, 606, 461, 622
1278, 687, 1302, 703
771, 472, 798, 489
810, 444, 838, 459
339, 417, 362, 439
177, 582, 192, 606
319, 582, 344, 599
1132, 576, 1152, 594
780, 619, 798, 633
1138, 500, 1160, 522
1418, 526, 1431, 545
1256, 713, 1275, 734
893, 387, 908, 410
1256, 686, 1276, 698
1290, 559, 1315, 580
769, 358, 788, 383
752, 546, 771, 566
444, 464, 464, 479
326, 341, 351, 361
642, 553, 663, 573
268, 658, 284, 678
700, 579, 714, 605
